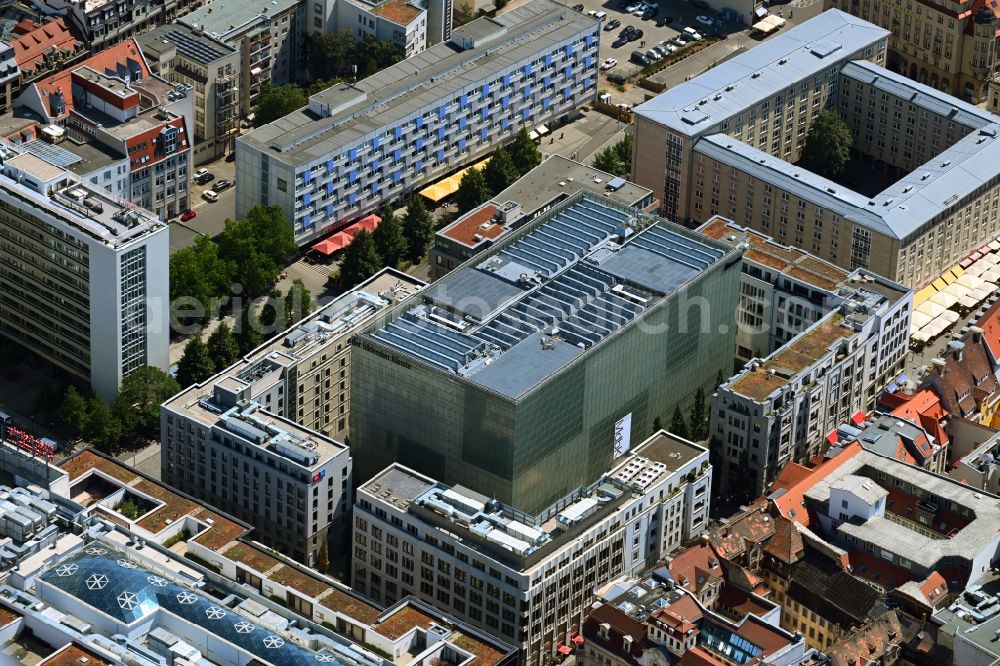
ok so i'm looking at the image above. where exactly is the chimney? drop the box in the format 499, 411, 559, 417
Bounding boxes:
949, 340, 965, 363
971, 325, 984, 343
932, 357, 947, 374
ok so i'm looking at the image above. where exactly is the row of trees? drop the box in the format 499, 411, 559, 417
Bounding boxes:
591, 132, 634, 178
254, 33, 404, 127
339, 197, 435, 287
456, 129, 543, 214
170, 206, 298, 330
176, 280, 314, 388
50, 367, 181, 452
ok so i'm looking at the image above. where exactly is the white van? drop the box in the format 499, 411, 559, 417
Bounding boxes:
683, 27, 703, 40
202, 190, 219, 202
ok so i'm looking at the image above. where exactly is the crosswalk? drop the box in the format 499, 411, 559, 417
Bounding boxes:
304, 262, 336, 278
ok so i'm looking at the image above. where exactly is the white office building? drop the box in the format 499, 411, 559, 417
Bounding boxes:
352, 431, 712, 666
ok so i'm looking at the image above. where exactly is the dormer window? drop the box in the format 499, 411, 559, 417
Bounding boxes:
599, 623, 610, 640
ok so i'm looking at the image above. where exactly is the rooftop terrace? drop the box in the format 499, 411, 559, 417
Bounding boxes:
361, 193, 732, 400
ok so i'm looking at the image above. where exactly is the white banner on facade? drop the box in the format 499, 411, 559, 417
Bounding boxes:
613, 413, 633, 459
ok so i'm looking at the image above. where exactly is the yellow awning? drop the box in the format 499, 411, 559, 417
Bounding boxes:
941, 271, 957, 285
913, 285, 937, 307
932, 278, 948, 290
417, 158, 492, 203
950, 264, 965, 278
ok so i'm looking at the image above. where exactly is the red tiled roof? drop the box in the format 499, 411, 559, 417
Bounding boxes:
735, 616, 795, 657
441, 204, 501, 245
650, 595, 703, 635
883, 487, 971, 536
846, 549, 916, 590
11, 19, 79, 74
978, 297, 1000, 362
669, 544, 724, 595
920, 333, 998, 419
919, 571, 948, 605
883, 389, 950, 451
582, 604, 653, 662
762, 516, 804, 564
716, 584, 774, 619
826, 611, 905, 666
123, 116, 187, 171
770, 442, 864, 527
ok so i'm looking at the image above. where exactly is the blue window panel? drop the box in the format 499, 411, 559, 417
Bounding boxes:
586, 34, 594, 47
565, 44, 573, 57
326, 159, 334, 173
459, 117, 467, 130
437, 127, 446, 141
415, 116, 424, 129
543, 97, 551, 110
544, 76, 552, 88
458, 139, 466, 152
348, 193, 357, 205
584, 55, 593, 69
348, 148, 358, 161
326, 182, 334, 196
393, 148, 402, 162
415, 159, 423, 172
394, 126, 403, 140
372, 137, 380, 150
327, 204, 334, 217
480, 127, 488, 142
522, 85, 532, 98
303, 192, 312, 205
523, 63, 532, 76
503, 74, 511, 87
371, 182, 378, 195
522, 108, 530, 121
438, 105, 447, 120
303, 169, 312, 183
393, 171, 402, 183
564, 65, 572, 79
544, 54, 552, 67
349, 170, 358, 183
436, 149, 445, 163
482, 83, 490, 96
416, 137, 425, 150
303, 214, 312, 227
501, 118, 510, 130
584, 77, 594, 89
481, 107, 489, 121
564, 88, 573, 100
460, 94, 468, 108
371, 158, 380, 171
501, 95, 510, 109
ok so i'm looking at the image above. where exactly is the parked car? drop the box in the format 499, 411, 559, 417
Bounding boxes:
682, 27, 702, 40
572, 3, 584, 9
619, 25, 633, 38
652, 44, 672, 57
625, 2, 640, 11
607, 73, 627, 84
628, 28, 643, 41
180, 209, 197, 221
195, 172, 214, 185
656, 15, 672, 26
193, 168, 209, 180
631, 50, 650, 66
645, 48, 661, 61
641, 7, 657, 20
225, 153, 236, 162
612, 37, 628, 48
696, 15, 714, 26
601, 58, 618, 70
202, 190, 219, 202
213, 179, 233, 191
658, 40, 677, 53
604, 18, 621, 30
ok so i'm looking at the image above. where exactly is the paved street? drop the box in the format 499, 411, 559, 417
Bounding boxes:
541, 108, 628, 164
169, 154, 238, 253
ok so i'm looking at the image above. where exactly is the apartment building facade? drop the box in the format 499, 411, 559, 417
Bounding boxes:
236, 0, 600, 245
161, 387, 352, 567
139, 24, 240, 164
46, 0, 205, 53
0, 147, 169, 400
824, 0, 999, 101
711, 270, 912, 497
352, 431, 712, 666
179, 0, 302, 116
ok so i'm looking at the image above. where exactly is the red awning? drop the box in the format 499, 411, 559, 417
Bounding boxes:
960, 257, 974, 268
355, 213, 381, 231
826, 431, 839, 445
850, 411, 865, 426
557, 645, 572, 655
312, 234, 350, 255
572, 635, 585, 645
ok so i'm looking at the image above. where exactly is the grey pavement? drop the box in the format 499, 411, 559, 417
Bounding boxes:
118, 441, 161, 480
169, 153, 238, 253
541, 109, 627, 165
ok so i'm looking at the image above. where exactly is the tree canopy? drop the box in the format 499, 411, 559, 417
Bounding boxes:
482, 147, 520, 195
113, 366, 181, 439
339, 229, 382, 288
372, 208, 408, 269
669, 406, 689, 440
402, 195, 435, 261
254, 84, 307, 127
284, 280, 313, 328
455, 167, 492, 214
591, 132, 634, 177
177, 334, 215, 388
235, 305, 264, 355
799, 109, 853, 179
508, 127, 542, 175
207, 322, 241, 371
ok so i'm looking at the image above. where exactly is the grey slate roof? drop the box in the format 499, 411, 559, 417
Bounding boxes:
633, 9, 889, 137
179, 0, 300, 41
240, 0, 596, 166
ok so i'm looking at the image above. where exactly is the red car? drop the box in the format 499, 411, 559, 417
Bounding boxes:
180, 209, 197, 221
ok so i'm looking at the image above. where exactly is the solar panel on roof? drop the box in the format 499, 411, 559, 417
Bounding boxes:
21, 141, 82, 168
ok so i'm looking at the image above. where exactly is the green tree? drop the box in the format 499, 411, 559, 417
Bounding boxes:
454, 1, 475, 27
58, 385, 89, 434
402, 195, 435, 261
235, 306, 263, 355
217, 206, 296, 296
84, 397, 121, 453
799, 109, 853, 179
259, 289, 283, 330
455, 167, 492, 214
114, 366, 181, 439
356, 35, 403, 77
170, 236, 232, 328
591, 147, 624, 176
372, 208, 408, 268
254, 84, 307, 127
176, 334, 216, 388
508, 127, 542, 175
207, 322, 241, 371
284, 280, 313, 327
612, 132, 634, 173
669, 405, 689, 440
689, 387, 707, 441
340, 229, 382, 287
117, 498, 140, 520
304, 30, 355, 81
482, 147, 520, 195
